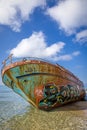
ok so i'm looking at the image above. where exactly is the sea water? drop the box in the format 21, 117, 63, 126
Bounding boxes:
0, 85, 29, 124
0, 85, 87, 130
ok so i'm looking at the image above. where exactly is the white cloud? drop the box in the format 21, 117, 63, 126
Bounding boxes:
72, 51, 80, 56
0, 0, 45, 32
47, 0, 87, 34
54, 51, 80, 61
54, 54, 72, 61
10, 31, 65, 59
10, 31, 80, 61
75, 30, 87, 44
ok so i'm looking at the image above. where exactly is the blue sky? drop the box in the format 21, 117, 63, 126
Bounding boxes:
0, 0, 87, 87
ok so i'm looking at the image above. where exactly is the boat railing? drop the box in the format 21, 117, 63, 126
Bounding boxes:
1, 54, 55, 71
2, 54, 13, 67
1, 54, 82, 84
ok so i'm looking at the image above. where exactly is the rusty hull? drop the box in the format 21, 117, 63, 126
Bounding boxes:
1, 59, 86, 110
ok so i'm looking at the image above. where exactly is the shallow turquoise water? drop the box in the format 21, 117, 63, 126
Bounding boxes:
0, 86, 87, 130
0, 85, 29, 124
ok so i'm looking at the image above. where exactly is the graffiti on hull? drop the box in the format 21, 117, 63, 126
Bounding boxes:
39, 84, 80, 110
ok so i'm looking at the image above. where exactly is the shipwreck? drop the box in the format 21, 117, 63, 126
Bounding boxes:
1, 54, 86, 110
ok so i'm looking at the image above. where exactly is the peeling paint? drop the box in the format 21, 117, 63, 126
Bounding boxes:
1, 58, 86, 110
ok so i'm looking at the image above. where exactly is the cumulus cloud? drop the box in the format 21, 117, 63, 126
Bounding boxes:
0, 0, 45, 32
47, 0, 87, 34
10, 31, 80, 61
75, 30, 87, 44
10, 31, 65, 59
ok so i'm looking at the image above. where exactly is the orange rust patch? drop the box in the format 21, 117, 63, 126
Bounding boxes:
34, 85, 44, 106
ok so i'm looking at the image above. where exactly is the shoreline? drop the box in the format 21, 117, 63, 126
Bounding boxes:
0, 101, 87, 130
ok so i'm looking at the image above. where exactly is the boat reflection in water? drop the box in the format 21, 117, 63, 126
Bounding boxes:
1, 54, 86, 111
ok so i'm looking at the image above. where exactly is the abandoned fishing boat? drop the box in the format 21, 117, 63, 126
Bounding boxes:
1, 54, 86, 110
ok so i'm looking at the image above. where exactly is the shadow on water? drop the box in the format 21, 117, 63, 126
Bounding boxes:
50, 100, 87, 112
50, 94, 87, 112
